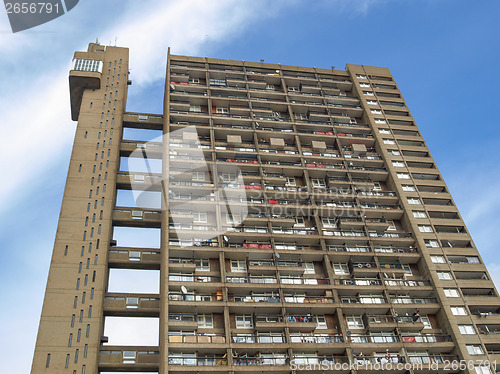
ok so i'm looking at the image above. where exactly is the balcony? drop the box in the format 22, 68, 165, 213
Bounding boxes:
104, 294, 160, 317
290, 333, 344, 344
108, 247, 161, 269
168, 333, 226, 344
255, 315, 285, 331
99, 347, 159, 371
232, 333, 286, 344
226, 275, 277, 284
168, 355, 228, 366
113, 208, 161, 228
286, 315, 318, 331
364, 314, 425, 332
168, 313, 198, 330
233, 356, 288, 366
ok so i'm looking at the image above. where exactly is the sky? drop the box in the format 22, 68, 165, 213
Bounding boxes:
1, 0, 499, 372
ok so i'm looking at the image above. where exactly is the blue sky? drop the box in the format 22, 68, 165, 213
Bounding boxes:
1, 0, 499, 372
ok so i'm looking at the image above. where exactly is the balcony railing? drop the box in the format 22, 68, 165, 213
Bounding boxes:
293, 355, 349, 365
168, 356, 228, 366
384, 279, 431, 287
233, 356, 288, 366
407, 355, 459, 364
168, 274, 221, 283
337, 278, 382, 286
229, 294, 280, 303
280, 277, 330, 285
168, 333, 226, 343
374, 246, 418, 254
290, 333, 344, 343
349, 334, 399, 343
390, 297, 438, 304
328, 245, 372, 253
341, 296, 386, 304
168, 293, 222, 302
354, 355, 406, 364
232, 334, 285, 343
401, 334, 452, 343
226, 276, 277, 284
284, 295, 335, 303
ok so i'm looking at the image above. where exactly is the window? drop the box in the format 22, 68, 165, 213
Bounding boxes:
430, 255, 446, 263
458, 325, 476, 335
72, 58, 103, 73
314, 315, 327, 329
467, 345, 484, 355
189, 77, 200, 84
418, 225, 433, 233
220, 173, 236, 183
392, 161, 405, 167
193, 212, 208, 223
384, 139, 396, 145
346, 316, 364, 329
189, 105, 201, 112
236, 315, 253, 328
397, 172, 410, 179
216, 107, 229, 114
425, 240, 439, 248
475, 366, 493, 374
466, 256, 480, 264
407, 197, 421, 204
295, 217, 305, 227
413, 211, 427, 218
389, 150, 401, 155
360, 83, 370, 88
402, 264, 412, 276
379, 129, 391, 134
311, 178, 326, 188
444, 288, 460, 298
437, 272, 452, 280
192, 172, 205, 181
402, 185, 416, 192
451, 306, 468, 316
371, 109, 382, 114
368, 100, 378, 105
197, 314, 213, 328
285, 177, 296, 186
195, 259, 210, 271
375, 119, 387, 124
363, 91, 374, 96
420, 316, 431, 329
265, 84, 275, 90
373, 182, 381, 190
231, 260, 246, 272
303, 262, 315, 274
387, 220, 396, 230
322, 217, 337, 228
333, 263, 349, 275
226, 214, 241, 224
356, 74, 367, 79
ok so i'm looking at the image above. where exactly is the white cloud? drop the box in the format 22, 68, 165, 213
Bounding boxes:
100, 0, 286, 87
0, 0, 285, 215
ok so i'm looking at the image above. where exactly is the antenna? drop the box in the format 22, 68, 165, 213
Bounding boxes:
114, 37, 117, 46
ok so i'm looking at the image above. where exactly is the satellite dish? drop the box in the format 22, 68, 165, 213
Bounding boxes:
170, 84, 175, 90
223, 236, 229, 242
275, 252, 281, 259
181, 286, 188, 294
